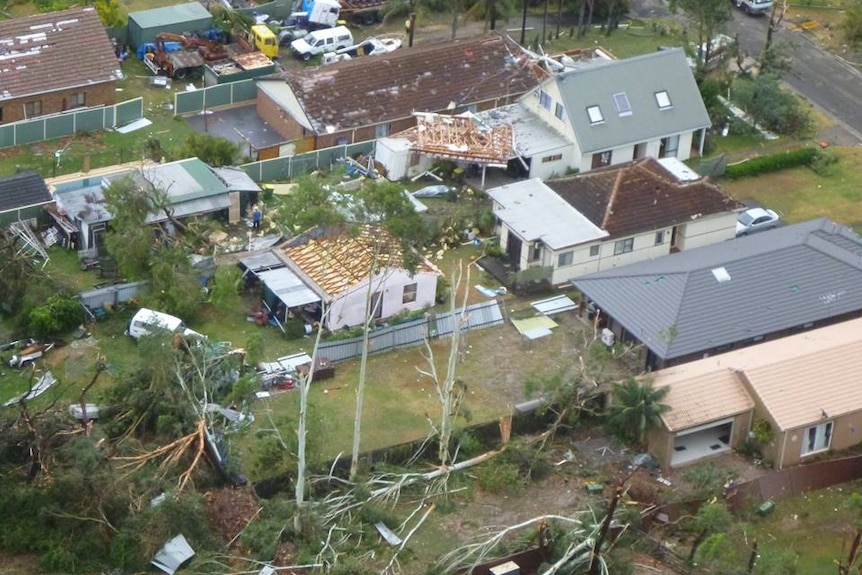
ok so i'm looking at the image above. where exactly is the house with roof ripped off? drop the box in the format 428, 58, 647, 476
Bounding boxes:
254, 33, 540, 153
241, 225, 440, 331
646, 317, 862, 469
572, 218, 862, 371
0, 7, 123, 126
486, 157, 741, 287
512, 48, 710, 178
48, 159, 261, 252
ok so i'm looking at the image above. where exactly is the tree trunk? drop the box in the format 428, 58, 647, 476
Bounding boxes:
451, 0, 460, 39
555, 0, 563, 38
577, 0, 587, 37
520, 0, 529, 45
763, 0, 787, 74
588, 484, 622, 575
489, 0, 498, 31
542, 0, 549, 46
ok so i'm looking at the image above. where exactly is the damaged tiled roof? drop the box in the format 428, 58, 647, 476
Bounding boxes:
281, 225, 435, 298
0, 172, 52, 212
0, 7, 121, 102
546, 157, 742, 238
282, 34, 539, 134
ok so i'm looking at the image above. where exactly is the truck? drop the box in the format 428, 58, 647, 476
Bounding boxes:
731, 0, 774, 15
271, 0, 342, 45
140, 33, 230, 79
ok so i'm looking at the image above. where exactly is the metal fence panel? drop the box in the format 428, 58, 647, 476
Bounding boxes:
231, 79, 257, 102
76, 108, 104, 133
0, 125, 13, 149
175, 90, 205, 116
204, 83, 233, 108
115, 97, 143, 126
174, 80, 257, 116
77, 281, 146, 309
15, 120, 45, 145
45, 114, 75, 140
240, 141, 376, 183
102, 105, 116, 128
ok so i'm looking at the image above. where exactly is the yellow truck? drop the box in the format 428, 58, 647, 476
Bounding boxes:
249, 24, 278, 58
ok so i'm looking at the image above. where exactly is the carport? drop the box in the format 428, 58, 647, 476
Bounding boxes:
185, 105, 286, 160
240, 252, 321, 323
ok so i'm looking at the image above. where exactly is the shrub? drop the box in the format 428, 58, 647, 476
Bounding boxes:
724, 147, 819, 179
26, 294, 84, 339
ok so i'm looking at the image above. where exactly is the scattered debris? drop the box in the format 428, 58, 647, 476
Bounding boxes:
531, 294, 578, 316
475, 285, 507, 298
68, 404, 102, 420
4, 371, 58, 406
151, 534, 195, 575
511, 315, 558, 340
375, 522, 403, 546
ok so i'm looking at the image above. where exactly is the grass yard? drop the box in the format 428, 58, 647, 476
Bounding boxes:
721, 146, 862, 229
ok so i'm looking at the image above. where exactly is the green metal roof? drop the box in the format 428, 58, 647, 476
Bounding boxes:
128, 3, 212, 31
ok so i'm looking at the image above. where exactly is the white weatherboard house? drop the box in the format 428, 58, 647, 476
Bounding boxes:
518, 48, 711, 178
275, 225, 440, 331
487, 157, 741, 286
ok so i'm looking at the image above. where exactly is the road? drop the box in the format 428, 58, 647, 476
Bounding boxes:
730, 9, 862, 143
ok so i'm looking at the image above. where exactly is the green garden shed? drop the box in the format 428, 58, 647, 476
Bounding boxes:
127, 3, 213, 48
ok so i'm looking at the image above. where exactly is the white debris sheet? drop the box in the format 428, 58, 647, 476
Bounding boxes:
115, 117, 153, 134
4, 371, 58, 406
531, 294, 577, 315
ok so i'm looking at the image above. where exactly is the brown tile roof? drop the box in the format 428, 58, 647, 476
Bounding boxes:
284, 34, 539, 134
546, 157, 743, 238
280, 225, 436, 298
0, 7, 121, 101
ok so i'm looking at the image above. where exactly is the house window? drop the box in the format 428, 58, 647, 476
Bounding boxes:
0, 107, 3, 122
541, 153, 562, 163
591, 150, 612, 169
374, 122, 391, 138
539, 90, 552, 111
614, 238, 634, 255
402, 282, 418, 304
589, 245, 600, 257
801, 421, 833, 456
612, 92, 632, 116
24, 100, 42, 117
655, 230, 665, 245
554, 102, 564, 120
558, 251, 573, 267
529, 242, 542, 262
586, 105, 604, 124
655, 90, 672, 110
68, 93, 85, 109
660, 135, 680, 158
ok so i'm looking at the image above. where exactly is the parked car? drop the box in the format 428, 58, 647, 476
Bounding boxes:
736, 207, 780, 236
290, 26, 353, 61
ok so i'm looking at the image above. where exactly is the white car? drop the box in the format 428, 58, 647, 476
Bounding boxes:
125, 308, 205, 342
736, 207, 780, 236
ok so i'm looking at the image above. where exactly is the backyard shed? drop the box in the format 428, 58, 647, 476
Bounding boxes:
127, 3, 213, 48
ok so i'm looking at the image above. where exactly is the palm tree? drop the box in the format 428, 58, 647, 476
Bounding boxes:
606, 377, 670, 446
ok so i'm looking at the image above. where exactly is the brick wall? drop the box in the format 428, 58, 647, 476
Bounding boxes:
0, 82, 117, 125
256, 89, 303, 142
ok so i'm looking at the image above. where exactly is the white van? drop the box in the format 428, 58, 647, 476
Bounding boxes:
126, 308, 205, 342
291, 26, 353, 61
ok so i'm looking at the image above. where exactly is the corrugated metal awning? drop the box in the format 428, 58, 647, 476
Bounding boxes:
531, 295, 578, 315
258, 267, 320, 308
241, 251, 284, 273
146, 194, 232, 224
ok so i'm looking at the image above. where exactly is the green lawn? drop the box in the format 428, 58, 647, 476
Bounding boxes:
721, 147, 862, 229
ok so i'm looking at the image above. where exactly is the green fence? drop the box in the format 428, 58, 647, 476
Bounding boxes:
241, 142, 375, 182
0, 98, 144, 150
174, 79, 258, 116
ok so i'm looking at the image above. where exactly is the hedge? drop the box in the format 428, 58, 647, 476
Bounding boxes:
723, 147, 819, 180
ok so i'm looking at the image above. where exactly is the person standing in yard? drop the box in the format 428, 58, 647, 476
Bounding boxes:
252, 205, 262, 230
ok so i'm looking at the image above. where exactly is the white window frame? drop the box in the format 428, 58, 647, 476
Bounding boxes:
655, 90, 672, 110
402, 282, 418, 304
558, 251, 573, 267
655, 230, 665, 245
589, 245, 600, 257
586, 105, 604, 124
801, 421, 833, 456
539, 90, 552, 111
612, 92, 632, 116
554, 102, 564, 120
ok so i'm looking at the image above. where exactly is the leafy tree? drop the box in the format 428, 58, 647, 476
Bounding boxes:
103, 175, 157, 280
93, 0, 126, 29
688, 501, 733, 562
26, 295, 84, 339
669, 0, 731, 72
732, 75, 813, 137
844, 0, 862, 46
176, 134, 240, 167
605, 377, 669, 446
146, 244, 203, 321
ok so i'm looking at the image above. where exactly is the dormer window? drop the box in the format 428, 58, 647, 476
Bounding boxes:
655, 90, 672, 110
612, 92, 631, 116
587, 105, 604, 125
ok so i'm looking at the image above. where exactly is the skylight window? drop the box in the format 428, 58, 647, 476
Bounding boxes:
655, 90, 672, 110
612, 92, 632, 116
586, 105, 604, 124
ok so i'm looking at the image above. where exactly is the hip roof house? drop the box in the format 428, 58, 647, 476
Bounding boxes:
572, 218, 862, 370
255, 34, 541, 152
0, 7, 123, 125
647, 317, 862, 469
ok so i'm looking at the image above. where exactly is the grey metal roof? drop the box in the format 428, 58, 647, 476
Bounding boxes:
213, 167, 262, 193
554, 49, 710, 154
487, 178, 608, 250
241, 251, 285, 273
257, 267, 321, 308
145, 194, 232, 224
572, 218, 862, 361
53, 181, 111, 224
129, 3, 212, 30
0, 172, 52, 212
